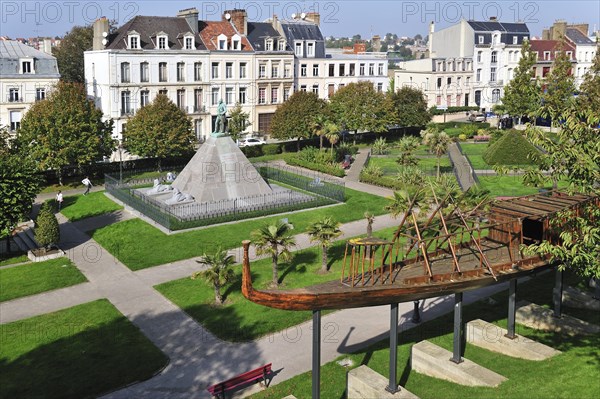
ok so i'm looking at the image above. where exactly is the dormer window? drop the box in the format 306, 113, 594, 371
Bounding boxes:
544, 51, 550, 60
218, 34, 228, 50
478, 35, 484, 44
265, 39, 273, 51
185, 36, 194, 50
306, 42, 315, 57
128, 31, 140, 49
278, 40, 286, 51
513, 36, 518, 45
21, 60, 33, 74
231, 34, 241, 50
566, 51, 572, 60
295, 41, 303, 57
156, 33, 169, 49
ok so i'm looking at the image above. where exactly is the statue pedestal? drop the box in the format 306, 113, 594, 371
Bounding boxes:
211, 132, 226, 138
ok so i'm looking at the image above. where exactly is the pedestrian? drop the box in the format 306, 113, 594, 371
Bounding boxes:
82, 176, 92, 195
56, 190, 63, 211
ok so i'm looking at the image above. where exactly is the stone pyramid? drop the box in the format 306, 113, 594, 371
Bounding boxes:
171, 136, 273, 203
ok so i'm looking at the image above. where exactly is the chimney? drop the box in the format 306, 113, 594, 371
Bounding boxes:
542, 29, 550, 40
225, 9, 247, 36
177, 8, 199, 34
429, 21, 435, 55
372, 35, 381, 52
92, 17, 109, 50
42, 38, 52, 54
353, 42, 366, 54
305, 12, 320, 26
489, 16, 497, 22
552, 20, 567, 40
272, 14, 278, 30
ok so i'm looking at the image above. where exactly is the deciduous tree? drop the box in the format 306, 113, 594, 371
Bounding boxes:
52, 25, 93, 83
390, 86, 431, 128
502, 39, 540, 124
538, 41, 576, 125
227, 103, 251, 143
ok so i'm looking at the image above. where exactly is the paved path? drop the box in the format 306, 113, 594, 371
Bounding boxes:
36, 185, 105, 203
447, 143, 476, 191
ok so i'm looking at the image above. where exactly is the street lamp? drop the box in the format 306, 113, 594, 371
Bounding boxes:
118, 143, 123, 184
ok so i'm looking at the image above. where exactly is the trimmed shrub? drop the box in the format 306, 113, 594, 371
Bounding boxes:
371, 137, 389, 155
483, 130, 539, 166
396, 166, 426, 186
35, 202, 60, 250
360, 171, 403, 190
458, 134, 467, 141
262, 144, 282, 155
362, 164, 383, 178
286, 157, 345, 177
241, 145, 263, 158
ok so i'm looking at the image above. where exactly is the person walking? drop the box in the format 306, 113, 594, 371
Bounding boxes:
82, 176, 92, 195
56, 190, 63, 211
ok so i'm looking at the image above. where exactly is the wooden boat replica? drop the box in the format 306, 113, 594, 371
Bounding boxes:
242, 190, 598, 311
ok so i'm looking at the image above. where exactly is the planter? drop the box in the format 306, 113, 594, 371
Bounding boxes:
28, 246, 66, 262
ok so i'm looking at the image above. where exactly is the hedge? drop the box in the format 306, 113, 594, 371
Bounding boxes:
429, 106, 479, 115
359, 172, 403, 190
286, 157, 346, 177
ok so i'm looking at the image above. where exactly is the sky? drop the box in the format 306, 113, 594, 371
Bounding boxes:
1, 0, 598, 39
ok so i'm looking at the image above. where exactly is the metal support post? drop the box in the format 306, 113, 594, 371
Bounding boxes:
411, 300, 421, 323
386, 303, 400, 394
451, 293, 464, 364
505, 279, 517, 339
553, 268, 563, 318
312, 310, 321, 399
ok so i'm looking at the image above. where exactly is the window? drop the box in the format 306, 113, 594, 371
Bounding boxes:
212, 62, 219, 79
218, 34, 227, 50
121, 62, 130, 83
307, 42, 315, 57
121, 91, 131, 115
232, 34, 241, 50
328, 84, 335, 97
278, 40, 286, 51
159, 89, 168, 96
239, 87, 247, 104
312, 84, 319, 96
140, 62, 149, 82
159, 62, 167, 82
194, 62, 202, 81
377, 83, 383, 92
312, 64, 319, 77
177, 62, 185, 82
359, 63, 365, 76
272, 65, 279, 78
447, 77, 451, 85
566, 51, 572, 60
349, 63, 355, 76
478, 35, 484, 44
177, 89, 186, 110
378, 63, 384, 75
300, 85, 307, 92
258, 87, 266, 104
477, 51, 482, 62
194, 89, 203, 111
8, 88, 19, 102
295, 42, 303, 57
158, 36, 168, 49
492, 88, 500, 103
239, 62, 247, 78
466, 76, 471, 85
129, 35, 139, 49
544, 51, 550, 60
436, 95, 441, 105
21, 61, 32, 73
491, 51, 497, 63
437, 77, 442, 88
259, 64, 266, 78
300, 64, 307, 77
457, 76, 462, 86
283, 86, 291, 101
490, 67, 496, 82
226, 62, 233, 79
369, 63, 374, 76
211, 88, 219, 105
542, 66, 550, 77
225, 87, 234, 105
446, 95, 452, 106
339, 64, 346, 76
140, 90, 149, 107
185, 36, 194, 50
329, 64, 335, 77
35, 88, 45, 101
456, 94, 462, 106
265, 40, 273, 51
476, 69, 482, 82
271, 87, 278, 103
508, 68, 513, 80
284, 64, 291, 78
513, 36, 518, 45
9, 111, 21, 131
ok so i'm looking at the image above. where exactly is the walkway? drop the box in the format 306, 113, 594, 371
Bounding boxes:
447, 143, 476, 191
343, 147, 395, 198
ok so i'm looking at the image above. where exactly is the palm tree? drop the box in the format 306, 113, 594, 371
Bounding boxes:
192, 248, 236, 305
395, 136, 420, 167
385, 186, 429, 218
421, 128, 452, 178
324, 122, 340, 155
307, 217, 342, 273
310, 114, 328, 151
251, 220, 296, 286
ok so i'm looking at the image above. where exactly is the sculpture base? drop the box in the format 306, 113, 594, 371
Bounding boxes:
211, 132, 227, 138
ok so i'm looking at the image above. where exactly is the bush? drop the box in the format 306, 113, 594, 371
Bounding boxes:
35, 202, 60, 250
458, 134, 467, 141
262, 144, 281, 155
483, 130, 539, 166
460, 124, 480, 138
241, 146, 263, 158
396, 166, 426, 186
371, 137, 389, 155
429, 105, 479, 115
360, 171, 403, 190
286, 157, 345, 177
362, 164, 383, 178
335, 143, 358, 162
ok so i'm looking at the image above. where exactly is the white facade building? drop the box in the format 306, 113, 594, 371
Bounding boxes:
0, 40, 60, 136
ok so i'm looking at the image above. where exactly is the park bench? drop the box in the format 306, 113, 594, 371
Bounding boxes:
207, 363, 272, 399
473, 135, 491, 142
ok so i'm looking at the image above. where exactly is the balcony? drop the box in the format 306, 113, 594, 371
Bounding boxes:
7, 96, 23, 103
120, 108, 134, 116
192, 105, 207, 113
488, 80, 504, 86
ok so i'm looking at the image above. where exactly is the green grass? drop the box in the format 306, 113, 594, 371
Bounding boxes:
477, 176, 568, 198
460, 143, 490, 170
0, 258, 87, 302
387, 145, 431, 157
0, 300, 168, 399
483, 130, 539, 166
92, 188, 390, 270
0, 254, 29, 267
155, 227, 399, 342
57, 191, 123, 221
368, 156, 452, 176
250, 271, 600, 399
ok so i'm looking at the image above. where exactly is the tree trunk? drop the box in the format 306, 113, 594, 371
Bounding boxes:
214, 283, 223, 304
272, 244, 279, 286
58, 169, 63, 186
331, 142, 334, 155
437, 156, 441, 178
367, 222, 373, 238
319, 135, 323, 151
321, 244, 328, 272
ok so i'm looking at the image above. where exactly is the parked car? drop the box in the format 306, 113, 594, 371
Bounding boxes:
238, 138, 266, 147
468, 113, 487, 122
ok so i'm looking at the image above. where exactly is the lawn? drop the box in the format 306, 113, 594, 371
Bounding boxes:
92, 188, 390, 270
155, 226, 400, 342
0, 254, 28, 267
368, 156, 452, 176
0, 300, 168, 399
477, 176, 568, 198
57, 191, 123, 221
250, 271, 600, 399
387, 145, 431, 157
459, 143, 490, 170
0, 258, 87, 302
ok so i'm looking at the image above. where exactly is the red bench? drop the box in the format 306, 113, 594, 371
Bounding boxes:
207, 363, 272, 398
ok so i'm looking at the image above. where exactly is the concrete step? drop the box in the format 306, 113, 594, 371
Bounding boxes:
23, 228, 40, 248
516, 301, 600, 336
12, 234, 30, 252
17, 230, 38, 251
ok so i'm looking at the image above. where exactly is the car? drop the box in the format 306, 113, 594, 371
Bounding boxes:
468, 113, 487, 122
238, 138, 266, 147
